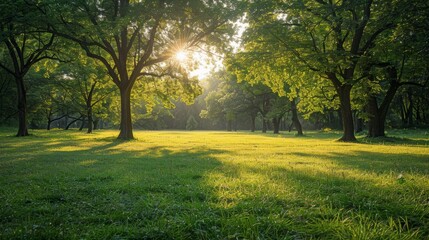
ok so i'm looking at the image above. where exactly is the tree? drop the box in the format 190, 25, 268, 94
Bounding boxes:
240, 0, 415, 141
54, 54, 116, 133
360, 0, 429, 137
0, 0, 57, 136
47, 0, 241, 139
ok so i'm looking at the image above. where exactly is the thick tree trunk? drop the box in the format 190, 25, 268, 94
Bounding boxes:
118, 87, 134, 139
367, 74, 399, 137
15, 76, 29, 136
291, 99, 303, 136
338, 85, 356, 141
47, 119, 52, 130
272, 117, 280, 134
367, 97, 385, 137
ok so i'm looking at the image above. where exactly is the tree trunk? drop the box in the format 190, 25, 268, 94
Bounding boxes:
367, 72, 400, 137
262, 119, 267, 133
93, 118, 99, 130
406, 89, 414, 127
327, 111, 335, 129
65, 117, 81, 130
47, 119, 52, 130
355, 117, 363, 133
86, 82, 96, 133
291, 99, 303, 136
87, 106, 93, 133
367, 96, 385, 137
79, 117, 86, 131
415, 99, 421, 124
250, 114, 256, 132
15, 76, 29, 136
272, 117, 280, 134
338, 85, 356, 141
46, 109, 52, 130
118, 87, 134, 139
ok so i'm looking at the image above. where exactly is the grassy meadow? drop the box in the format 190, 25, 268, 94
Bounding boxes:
0, 128, 428, 239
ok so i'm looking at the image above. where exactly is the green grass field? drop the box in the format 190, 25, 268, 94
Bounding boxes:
0, 129, 428, 239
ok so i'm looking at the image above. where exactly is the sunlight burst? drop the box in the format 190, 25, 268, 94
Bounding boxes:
174, 50, 188, 62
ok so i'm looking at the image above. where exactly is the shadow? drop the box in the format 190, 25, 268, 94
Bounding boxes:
239, 131, 429, 146
359, 136, 429, 146
1, 130, 428, 239
200, 158, 429, 239
0, 135, 229, 239
328, 151, 429, 174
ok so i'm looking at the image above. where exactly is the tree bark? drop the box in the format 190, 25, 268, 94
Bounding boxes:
367, 70, 400, 137
291, 99, 303, 136
367, 96, 384, 137
272, 117, 280, 134
87, 105, 93, 133
46, 109, 53, 131
338, 85, 356, 141
118, 87, 134, 139
15, 76, 29, 136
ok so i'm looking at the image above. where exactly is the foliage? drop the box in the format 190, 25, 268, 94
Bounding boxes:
42, 0, 244, 139
234, 0, 429, 141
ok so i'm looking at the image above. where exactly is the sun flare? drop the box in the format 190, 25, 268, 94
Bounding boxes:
174, 50, 188, 61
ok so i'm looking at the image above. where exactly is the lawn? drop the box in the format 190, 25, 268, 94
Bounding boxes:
0, 129, 428, 239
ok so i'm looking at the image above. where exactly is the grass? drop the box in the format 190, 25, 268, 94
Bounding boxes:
0, 128, 428, 239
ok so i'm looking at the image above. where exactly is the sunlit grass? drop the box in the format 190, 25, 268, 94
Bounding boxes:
0, 128, 428, 239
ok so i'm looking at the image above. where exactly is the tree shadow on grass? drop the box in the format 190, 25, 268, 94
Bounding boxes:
359, 136, 429, 147
329, 151, 429, 175
240, 131, 429, 146
0, 140, 230, 239
1, 131, 428, 239
200, 155, 429, 239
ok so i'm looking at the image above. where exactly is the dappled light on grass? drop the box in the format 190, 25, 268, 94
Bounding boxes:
79, 160, 98, 166
0, 129, 428, 239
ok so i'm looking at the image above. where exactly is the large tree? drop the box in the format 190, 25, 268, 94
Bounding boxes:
0, 0, 57, 136
361, 0, 429, 137
240, 0, 415, 141
47, 0, 241, 139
